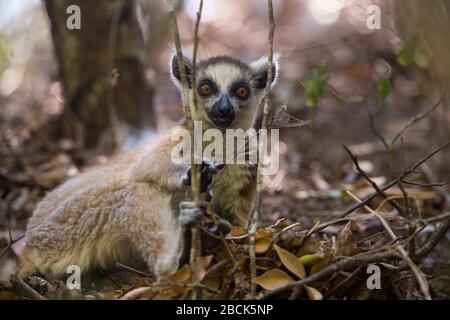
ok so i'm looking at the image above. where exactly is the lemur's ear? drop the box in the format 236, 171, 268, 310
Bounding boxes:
171, 54, 193, 89
250, 52, 280, 90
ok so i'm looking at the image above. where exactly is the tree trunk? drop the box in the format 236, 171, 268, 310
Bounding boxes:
44, 0, 154, 150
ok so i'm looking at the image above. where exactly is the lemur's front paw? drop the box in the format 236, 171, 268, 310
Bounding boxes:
182, 160, 224, 193
179, 201, 206, 226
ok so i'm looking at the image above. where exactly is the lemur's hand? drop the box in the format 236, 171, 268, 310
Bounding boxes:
182, 160, 224, 194
179, 201, 206, 226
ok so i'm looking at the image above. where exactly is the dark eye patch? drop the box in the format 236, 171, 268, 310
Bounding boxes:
230, 81, 251, 100
198, 78, 218, 96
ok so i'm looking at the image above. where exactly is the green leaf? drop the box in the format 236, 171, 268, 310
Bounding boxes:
298, 254, 323, 266
397, 36, 429, 69
397, 39, 416, 66
377, 76, 392, 102
414, 47, 429, 69
302, 67, 329, 108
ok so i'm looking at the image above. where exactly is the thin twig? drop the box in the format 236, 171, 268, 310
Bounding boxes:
149, 280, 221, 294
400, 180, 447, 188
416, 218, 450, 258
422, 212, 450, 225
167, 0, 189, 114
249, 0, 276, 296
106, 1, 124, 148
0, 229, 24, 260
188, 0, 204, 300
367, 108, 390, 151
397, 138, 412, 219
268, 222, 301, 248
391, 90, 446, 145
367, 107, 396, 179
14, 276, 46, 300
203, 257, 235, 279
324, 266, 362, 298
167, 0, 204, 299
116, 262, 153, 278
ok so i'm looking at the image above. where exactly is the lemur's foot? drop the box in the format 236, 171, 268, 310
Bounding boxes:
178, 201, 233, 265
207, 219, 232, 236
182, 160, 224, 193
179, 201, 206, 226
199, 217, 232, 255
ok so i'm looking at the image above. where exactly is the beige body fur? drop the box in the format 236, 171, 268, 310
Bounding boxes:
20, 127, 255, 280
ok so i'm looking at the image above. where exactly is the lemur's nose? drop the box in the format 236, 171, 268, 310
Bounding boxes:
210, 94, 235, 127
218, 104, 232, 116
217, 95, 233, 116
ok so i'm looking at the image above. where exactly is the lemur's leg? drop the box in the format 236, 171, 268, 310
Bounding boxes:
124, 183, 181, 278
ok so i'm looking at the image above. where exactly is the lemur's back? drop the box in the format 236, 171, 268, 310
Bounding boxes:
27, 143, 152, 229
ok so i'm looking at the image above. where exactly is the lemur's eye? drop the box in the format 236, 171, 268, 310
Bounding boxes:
235, 86, 249, 99
198, 83, 213, 97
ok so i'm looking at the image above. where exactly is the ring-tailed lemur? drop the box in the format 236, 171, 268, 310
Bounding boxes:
0, 53, 279, 286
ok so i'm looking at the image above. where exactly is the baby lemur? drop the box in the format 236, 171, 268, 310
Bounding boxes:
0, 53, 279, 285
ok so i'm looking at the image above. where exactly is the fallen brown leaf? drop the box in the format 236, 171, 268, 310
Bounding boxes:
274, 244, 306, 279
253, 268, 294, 291
305, 285, 323, 300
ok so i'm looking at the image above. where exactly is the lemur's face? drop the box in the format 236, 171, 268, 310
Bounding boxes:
171, 55, 278, 129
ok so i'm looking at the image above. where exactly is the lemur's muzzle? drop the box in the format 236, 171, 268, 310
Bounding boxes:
209, 95, 236, 128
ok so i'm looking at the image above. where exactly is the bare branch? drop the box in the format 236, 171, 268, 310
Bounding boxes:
14, 276, 46, 300
167, 0, 204, 299
422, 212, 450, 225
188, 0, 204, 300
249, 0, 276, 295
0, 229, 24, 260
391, 90, 446, 145
116, 262, 153, 278
400, 180, 447, 188
416, 218, 450, 258
166, 0, 189, 113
